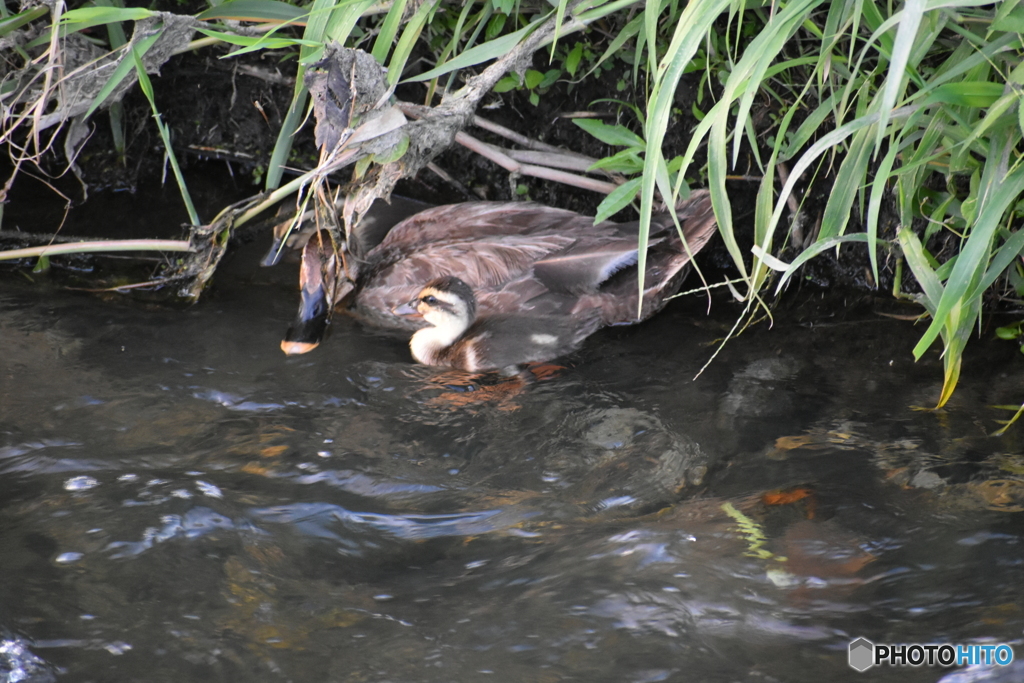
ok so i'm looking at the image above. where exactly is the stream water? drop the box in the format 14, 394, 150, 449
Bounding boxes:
2, 184, 1023, 683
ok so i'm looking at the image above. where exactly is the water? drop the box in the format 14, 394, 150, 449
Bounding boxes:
2, 208, 1024, 682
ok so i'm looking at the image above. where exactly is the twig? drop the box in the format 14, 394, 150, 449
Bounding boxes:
503, 149, 599, 174
0, 239, 193, 261
235, 64, 296, 87
472, 115, 578, 156
454, 131, 619, 195
425, 162, 478, 200
66, 275, 190, 292
399, 101, 619, 195
557, 111, 613, 119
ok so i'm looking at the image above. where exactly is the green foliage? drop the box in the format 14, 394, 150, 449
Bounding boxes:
488, 37, 609, 104
567, 0, 1024, 406
996, 321, 1024, 345
743, 0, 1024, 408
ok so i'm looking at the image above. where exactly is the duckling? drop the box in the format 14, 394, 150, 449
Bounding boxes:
394, 276, 602, 372
281, 193, 717, 355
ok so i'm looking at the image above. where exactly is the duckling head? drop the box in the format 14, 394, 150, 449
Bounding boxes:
395, 277, 478, 363
402, 276, 476, 333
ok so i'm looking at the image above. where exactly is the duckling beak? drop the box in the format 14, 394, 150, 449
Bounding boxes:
392, 300, 422, 319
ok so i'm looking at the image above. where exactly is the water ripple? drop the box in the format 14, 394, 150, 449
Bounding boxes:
0, 440, 108, 476
104, 506, 238, 558
289, 469, 446, 497
250, 502, 538, 541
191, 389, 285, 413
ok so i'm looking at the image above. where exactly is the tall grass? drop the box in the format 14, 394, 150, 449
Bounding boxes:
626, 0, 1024, 406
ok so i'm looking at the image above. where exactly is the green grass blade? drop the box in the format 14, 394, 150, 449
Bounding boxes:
573, 119, 645, 147
977, 228, 1024, 294
729, 0, 825, 167
898, 227, 943, 309
866, 137, 900, 283
551, 0, 570, 61
387, 0, 441, 86
197, 0, 307, 23
594, 177, 642, 223
768, 106, 916, 250
265, 0, 337, 190
406, 20, 542, 82
193, 27, 319, 52
325, 0, 377, 44
371, 0, 408, 64
58, 6, 154, 31
83, 31, 161, 120
640, 0, 733, 309
131, 44, 199, 226
583, 11, 642, 79
912, 153, 1024, 359
874, 0, 923, 149
816, 123, 874, 241
0, 6, 48, 39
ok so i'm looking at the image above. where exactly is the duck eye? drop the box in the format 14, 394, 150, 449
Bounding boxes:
423, 295, 438, 305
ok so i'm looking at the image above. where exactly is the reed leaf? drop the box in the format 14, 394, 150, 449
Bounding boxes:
912, 144, 1024, 361
639, 0, 732, 312
407, 20, 541, 82
83, 32, 161, 120
130, 41, 198, 226
264, 0, 337, 190
371, 0, 408, 64
197, 0, 307, 23
386, 0, 441, 86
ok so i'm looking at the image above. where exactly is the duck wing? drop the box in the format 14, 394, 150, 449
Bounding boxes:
374, 234, 576, 288
378, 202, 594, 251
354, 235, 575, 328
531, 237, 668, 294
575, 189, 718, 324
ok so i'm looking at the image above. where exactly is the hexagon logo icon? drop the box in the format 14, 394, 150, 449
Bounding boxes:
849, 637, 875, 672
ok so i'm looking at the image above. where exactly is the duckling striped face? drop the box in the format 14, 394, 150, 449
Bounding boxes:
415, 276, 477, 331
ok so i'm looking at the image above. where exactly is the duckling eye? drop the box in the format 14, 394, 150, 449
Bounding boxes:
422, 295, 438, 305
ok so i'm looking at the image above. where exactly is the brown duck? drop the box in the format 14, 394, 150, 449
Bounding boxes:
281, 192, 718, 356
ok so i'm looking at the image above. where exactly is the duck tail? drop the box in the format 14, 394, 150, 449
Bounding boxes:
675, 189, 717, 257
637, 189, 718, 316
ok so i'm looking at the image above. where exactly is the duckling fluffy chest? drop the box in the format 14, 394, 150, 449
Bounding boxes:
410, 325, 483, 370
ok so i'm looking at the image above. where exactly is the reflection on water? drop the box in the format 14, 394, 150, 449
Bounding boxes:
2, 238, 1024, 683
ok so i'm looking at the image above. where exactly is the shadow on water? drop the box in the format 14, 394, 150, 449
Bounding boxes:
2, 182, 1024, 683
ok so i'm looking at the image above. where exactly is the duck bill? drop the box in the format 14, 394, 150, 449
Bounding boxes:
280, 231, 349, 355
392, 300, 422, 319
281, 284, 332, 355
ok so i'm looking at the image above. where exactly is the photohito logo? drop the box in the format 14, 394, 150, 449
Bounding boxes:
848, 637, 1015, 672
